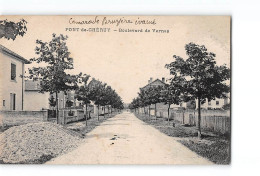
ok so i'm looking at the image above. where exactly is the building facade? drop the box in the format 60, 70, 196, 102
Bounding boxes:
24, 80, 50, 111
197, 93, 230, 110
24, 80, 79, 111
0, 45, 30, 111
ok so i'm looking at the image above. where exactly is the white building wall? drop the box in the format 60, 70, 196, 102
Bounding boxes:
0, 52, 25, 111
196, 98, 227, 109
24, 91, 50, 111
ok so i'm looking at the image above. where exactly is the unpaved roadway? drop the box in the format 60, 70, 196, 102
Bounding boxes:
47, 112, 212, 164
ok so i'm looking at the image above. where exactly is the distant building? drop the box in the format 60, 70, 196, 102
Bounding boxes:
141, 77, 186, 109
140, 77, 171, 114
141, 77, 229, 110
198, 93, 230, 110
141, 77, 167, 91
0, 44, 30, 111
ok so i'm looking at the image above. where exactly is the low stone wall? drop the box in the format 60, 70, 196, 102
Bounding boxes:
0, 110, 48, 127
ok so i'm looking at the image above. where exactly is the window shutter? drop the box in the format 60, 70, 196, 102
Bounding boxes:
11, 63, 16, 80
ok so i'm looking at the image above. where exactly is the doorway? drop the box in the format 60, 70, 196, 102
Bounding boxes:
10, 93, 16, 110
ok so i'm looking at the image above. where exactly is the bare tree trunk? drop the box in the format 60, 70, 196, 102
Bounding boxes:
55, 92, 59, 124
97, 105, 100, 121
155, 103, 157, 120
198, 98, 202, 139
182, 110, 185, 124
85, 103, 88, 126
104, 106, 106, 118
149, 105, 150, 117
168, 103, 170, 123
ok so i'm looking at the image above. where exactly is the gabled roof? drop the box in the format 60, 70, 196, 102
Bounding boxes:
0, 44, 30, 64
25, 80, 41, 91
141, 78, 167, 90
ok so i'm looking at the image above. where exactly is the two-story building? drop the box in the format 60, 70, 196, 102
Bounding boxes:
197, 93, 230, 110
0, 44, 30, 111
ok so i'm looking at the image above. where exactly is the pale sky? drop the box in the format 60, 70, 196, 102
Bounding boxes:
0, 16, 230, 103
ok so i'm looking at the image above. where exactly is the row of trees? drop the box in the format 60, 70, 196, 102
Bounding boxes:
27, 33, 124, 126
129, 82, 182, 122
75, 75, 124, 125
129, 43, 230, 138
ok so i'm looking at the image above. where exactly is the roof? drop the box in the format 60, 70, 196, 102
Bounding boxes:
0, 44, 30, 64
141, 78, 167, 90
25, 80, 41, 91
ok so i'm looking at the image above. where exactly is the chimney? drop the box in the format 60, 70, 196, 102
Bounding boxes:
162, 77, 165, 83
148, 77, 153, 84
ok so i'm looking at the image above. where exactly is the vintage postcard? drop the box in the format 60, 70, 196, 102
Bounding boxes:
0, 16, 231, 164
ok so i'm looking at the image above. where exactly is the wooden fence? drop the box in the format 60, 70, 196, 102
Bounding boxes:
171, 110, 230, 134
137, 107, 230, 134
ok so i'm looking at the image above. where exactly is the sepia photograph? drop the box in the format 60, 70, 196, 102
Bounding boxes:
0, 15, 230, 165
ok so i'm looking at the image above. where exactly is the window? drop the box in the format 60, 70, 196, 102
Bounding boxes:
216, 101, 219, 106
11, 63, 16, 80
3, 100, 5, 106
208, 101, 211, 105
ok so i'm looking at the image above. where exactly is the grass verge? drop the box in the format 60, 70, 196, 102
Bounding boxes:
65, 112, 120, 136
135, 113, 230, 164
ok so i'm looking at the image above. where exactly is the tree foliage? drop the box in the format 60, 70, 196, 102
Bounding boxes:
222, 103, 230, 110
77, 78, 124, 120
75, 74, 91, 104
28, 34, 78, 93
0, 19, 27, 40
49, 95, 56, 107
130, 43, 230, 138
165, 42, 230, 138
27, 34, 78, 123
165, 43, 230, 104
161, 77, 183, 106
130, 85, 164, 118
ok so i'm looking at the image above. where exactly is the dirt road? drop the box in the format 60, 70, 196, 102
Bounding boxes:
46, 112, 212, 164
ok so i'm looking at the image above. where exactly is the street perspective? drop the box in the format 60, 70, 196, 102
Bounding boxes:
0, 16, 230, 165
